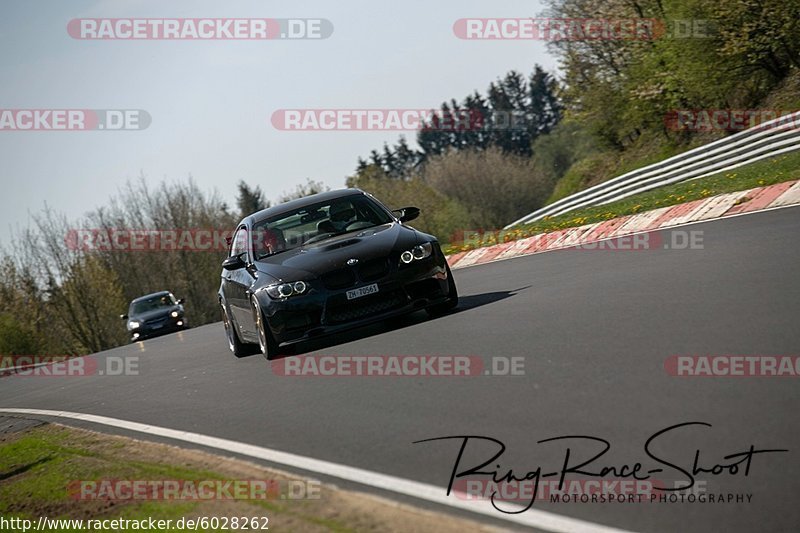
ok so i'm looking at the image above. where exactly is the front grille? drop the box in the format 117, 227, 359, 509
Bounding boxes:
357, 257, 390, 282
325, 290, 406, 324
322, 268, 357, 290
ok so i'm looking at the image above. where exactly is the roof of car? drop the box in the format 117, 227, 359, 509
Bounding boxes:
241, 188, 365, 226
131, 291, 171, 303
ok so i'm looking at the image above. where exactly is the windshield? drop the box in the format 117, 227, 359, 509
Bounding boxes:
130, 293, 177, 315
252, 194, 394, 259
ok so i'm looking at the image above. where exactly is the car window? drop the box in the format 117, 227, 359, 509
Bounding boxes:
229, 226, 249, 258
251, 195, 394, 258
130, 294, 177, 315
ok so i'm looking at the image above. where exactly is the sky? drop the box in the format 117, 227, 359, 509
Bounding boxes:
0, 0, 556, 243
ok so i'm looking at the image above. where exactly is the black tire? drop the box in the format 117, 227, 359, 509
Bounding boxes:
221, 301, 256, 358
427, 264, 459, 317
251, 296, 281, 360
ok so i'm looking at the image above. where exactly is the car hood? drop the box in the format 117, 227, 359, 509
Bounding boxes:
254, 223, 421, 281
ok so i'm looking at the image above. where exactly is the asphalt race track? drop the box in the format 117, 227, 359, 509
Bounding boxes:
2, 207, 799, 532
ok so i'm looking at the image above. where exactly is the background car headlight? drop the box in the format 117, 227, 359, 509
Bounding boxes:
170, 311, 179, 318
266, 281, 308, 299
128, 321, 140, 329
400, 242, 433, 265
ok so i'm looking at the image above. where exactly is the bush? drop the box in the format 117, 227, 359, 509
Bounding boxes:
421, 146, 549, 230
348, 167, 473, 244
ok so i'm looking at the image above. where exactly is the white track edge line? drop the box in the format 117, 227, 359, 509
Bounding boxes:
0, 408, 635, 533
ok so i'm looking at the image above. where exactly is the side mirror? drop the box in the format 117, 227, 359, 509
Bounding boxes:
394, 206, 420, 223
177, 298, 185, 305
222, 255, 246, 271
120, 314, 128, 320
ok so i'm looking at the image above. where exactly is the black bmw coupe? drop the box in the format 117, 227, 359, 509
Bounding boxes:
218, 188, 458, 358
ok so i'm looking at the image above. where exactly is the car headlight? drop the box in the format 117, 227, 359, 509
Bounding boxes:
128, 321, 140, 329
265, 281, 308, 299
170, 311, 179, 318
400, 242, 433, 265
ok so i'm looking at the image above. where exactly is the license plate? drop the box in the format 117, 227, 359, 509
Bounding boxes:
347, 283, 379, 300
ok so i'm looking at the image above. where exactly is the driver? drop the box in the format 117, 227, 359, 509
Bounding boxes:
255, 227, 286, 257
318, 201, 356, 234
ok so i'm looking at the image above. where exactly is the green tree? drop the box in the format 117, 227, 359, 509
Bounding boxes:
236, 180, 269, 217
0, 314, 40, 355
277, 179, 330, 203
363, 65, 563, 178
531, 120, 599, 193
86, 178, 237, 328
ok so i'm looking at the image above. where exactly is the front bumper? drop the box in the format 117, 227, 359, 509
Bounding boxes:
129, 318, 187, 342
262, 254, 453, 345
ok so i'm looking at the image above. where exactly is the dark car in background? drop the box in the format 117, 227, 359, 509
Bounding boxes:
121, 291, 187, 342
218, 188, 458, 359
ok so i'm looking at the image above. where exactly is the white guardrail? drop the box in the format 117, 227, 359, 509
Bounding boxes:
506, 110, 800, 228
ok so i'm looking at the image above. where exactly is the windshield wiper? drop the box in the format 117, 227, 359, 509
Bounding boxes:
256, 248, 291, 260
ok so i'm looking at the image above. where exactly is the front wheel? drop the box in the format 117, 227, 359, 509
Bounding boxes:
221, 301, 255, 358
427, 264, 458, 317
251, 296, 281, 360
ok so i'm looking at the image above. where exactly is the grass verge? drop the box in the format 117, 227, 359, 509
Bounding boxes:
0, 419, 494, 532
443, 150, 800, 255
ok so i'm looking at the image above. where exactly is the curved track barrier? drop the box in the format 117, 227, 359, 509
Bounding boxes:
506, 111, 800, 228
